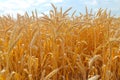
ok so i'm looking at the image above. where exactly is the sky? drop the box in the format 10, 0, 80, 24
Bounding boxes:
0, 0, 120, 17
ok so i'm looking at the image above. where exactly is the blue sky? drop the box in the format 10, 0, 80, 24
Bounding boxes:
0, 0, 120, 17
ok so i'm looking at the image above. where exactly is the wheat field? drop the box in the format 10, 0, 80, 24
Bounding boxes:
0, 4, 120, 80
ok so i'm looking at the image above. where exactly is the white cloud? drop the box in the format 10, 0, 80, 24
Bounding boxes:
0, 0, 63, 16
0, 0, 29, 10
85, 0, 97, 6
92, 0, 97, 5
51, 0, 63, 3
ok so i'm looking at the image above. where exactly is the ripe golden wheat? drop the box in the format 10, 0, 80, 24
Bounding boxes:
0, 4, 120, 80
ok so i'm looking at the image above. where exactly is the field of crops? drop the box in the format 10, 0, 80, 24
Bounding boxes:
0, 4, 120, 80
